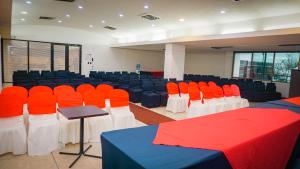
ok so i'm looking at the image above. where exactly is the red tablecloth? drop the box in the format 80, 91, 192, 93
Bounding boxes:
284, 96, 300, 106
153, 108, 300, 169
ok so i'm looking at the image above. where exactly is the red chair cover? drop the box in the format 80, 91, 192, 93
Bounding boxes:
210, 85, 224, 98
57, 92, 83, 108
54, 85, 75, 97
178, 82, 189, 94
231, 84, 241, 96
198, 82, 208, 88
96, 84, 114, 99
29, 86, 53, 96
77, 84, 95, 96
223, 85, 233, 97
188, 81, 198, 89
28, 93, 56, 115
167, 82, 179, 95
83, 90, 106, 108
2, 86, 28, 104
109, 89, 129, 108
188, 86, 202, 107
200, 86, 214, 99
0, 95, 24, 118
208, 81, 217, 87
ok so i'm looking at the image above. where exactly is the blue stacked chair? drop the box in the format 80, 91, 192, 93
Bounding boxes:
266, 83, 282, 100
13, 71, 28, 86
141, 80, 161, 108
154, 81, 168, 106
128, 79, 142, 103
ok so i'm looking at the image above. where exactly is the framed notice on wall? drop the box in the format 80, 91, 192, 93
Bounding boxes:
136, 64, 141, 74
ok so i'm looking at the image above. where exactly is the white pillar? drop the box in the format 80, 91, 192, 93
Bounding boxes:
164, 43, 185, 80
0, 35, 2, 90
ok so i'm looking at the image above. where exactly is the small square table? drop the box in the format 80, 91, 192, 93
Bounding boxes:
58, 105, 109, 168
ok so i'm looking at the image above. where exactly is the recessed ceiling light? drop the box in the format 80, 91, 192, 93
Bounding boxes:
144, 5, 149, 9
101, 20, 106, 24
26, 1, 32, 4
179, 18, 185, 22
78, 5, 83, 9
66, 14, 70, 18
21, 18, 25, 21
21, 11, 28, 14
220, 10, 226, 14
151, 24, 155, 27
89, 24, 93, 28
58, 20, 62, 23
119, 13, 124, 17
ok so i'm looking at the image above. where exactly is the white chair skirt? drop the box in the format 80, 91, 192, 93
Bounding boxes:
187, 100, 211, 118
88, 113, 113, 142
0, 116, 27, 155
180, 93, 190, 111
166, 94, 186, 113
204, 98, 225, 113
110, 106, 136, 130
58, 113, 90, 145
27, 114, 59, 156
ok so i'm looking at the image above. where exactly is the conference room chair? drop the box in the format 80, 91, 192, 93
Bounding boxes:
198, 81, 208, 88
54, 85, 75, 97
141, 80, 161, 108
29, 86, 53, 96
83, 90, 113, 142
231, 84, 249, 108
57, 92, 89, 145
223, 85, 240, 110
166, 82, 186, 113
76, 83, 95, 97
27, 93, 59, 156
128, 79, 142, 103
186, 86, 210, 118
178, 82, 190, 110
96, 84, 114, 109
188, 81, 198, 89
109, 89, 135, 130
208, 81, 217, 87
154, 81, 168, 106
200, 85, 224, 113
0, 95, 27, 155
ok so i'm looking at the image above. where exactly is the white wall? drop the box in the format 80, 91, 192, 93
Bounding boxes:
11, 25, 164, 76
184, 51, 233, 78
164, 44, 186, 80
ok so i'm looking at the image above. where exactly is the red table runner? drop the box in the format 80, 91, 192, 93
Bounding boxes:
153, 108, 300, 169
284, 96, 300, 106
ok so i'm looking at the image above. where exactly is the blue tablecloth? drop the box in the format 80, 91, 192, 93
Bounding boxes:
101, 125, 231, 169
251, 100, 300, 114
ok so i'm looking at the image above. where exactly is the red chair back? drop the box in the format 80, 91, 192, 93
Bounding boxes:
210, 85, 224, 98
83, 90, 106, 108
178, 82, 189, 94
109, 89, 129, 108
188, 81, 198, 89
188, 86, 201, 101
231, 84, 241, 96
2, 86, 28, 104
29, 86, 53, 96
28, 93, 56, 115
96, 84, 114, 99
223, 85, 233, 97
208, 81, 217, 87
200, 86, 214, 99
57, 92, 83, 108
198, 81, 208, 88
54, 85, 74, 97
77, 84, 95, 96
166, 82, 179, 95
0, 95, 24, 118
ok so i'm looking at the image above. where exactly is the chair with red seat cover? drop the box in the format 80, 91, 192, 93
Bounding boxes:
83, 90, 113, 142
57, 92, 89, 144
179, 82, 190, 110
198, 81, 208, 88
54, 85, 74, 97
0, 94, 27, 155
231, 84, 249, 108
188, 81, 198, 89
223, 85, 240, 110
27, 93, 59, 156
186, 86, 210, 118
29, 86, 53, 96
166, 82, 186, 113
76, 84, 95, 97
96, 84, 114, 108
208, 81, 217, 88
200, 85, 224, 113
109, 89, 135, 130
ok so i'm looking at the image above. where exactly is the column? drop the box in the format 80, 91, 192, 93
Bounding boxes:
164, 43, 186, 80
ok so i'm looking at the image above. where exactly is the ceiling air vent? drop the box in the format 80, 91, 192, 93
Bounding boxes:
211, 46, 233, 50
39, 16, 56, 20
104, 26, 117, 30
141, 14, 160, 21
55, 0, 76, 2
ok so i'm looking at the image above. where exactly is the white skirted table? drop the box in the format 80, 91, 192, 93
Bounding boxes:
58, 106, 108, 168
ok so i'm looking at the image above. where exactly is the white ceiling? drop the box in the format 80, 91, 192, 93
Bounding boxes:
12, 0, 300, 50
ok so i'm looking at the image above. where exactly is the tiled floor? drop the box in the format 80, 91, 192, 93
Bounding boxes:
0, 120, 146, 169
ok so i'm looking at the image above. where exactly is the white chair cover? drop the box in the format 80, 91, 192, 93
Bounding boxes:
223, 96, 241, 110
110, 106, 136, 130
180, 93, 190, 111
88, 108, 113, 142
0, 116, 27, 155
234, 96, 249, 108
166, 94, 186, 113
27, 114, 59, 156
58, 113, 90, 145
187, 100, 211, 118
204, 98, 224, 113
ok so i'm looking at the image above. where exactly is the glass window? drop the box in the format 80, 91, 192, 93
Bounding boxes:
29, 42, 51, 71
273, 53, 300, 82
233, 53, 252, 78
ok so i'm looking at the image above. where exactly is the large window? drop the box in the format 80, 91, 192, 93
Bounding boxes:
233, 52, 300, 82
